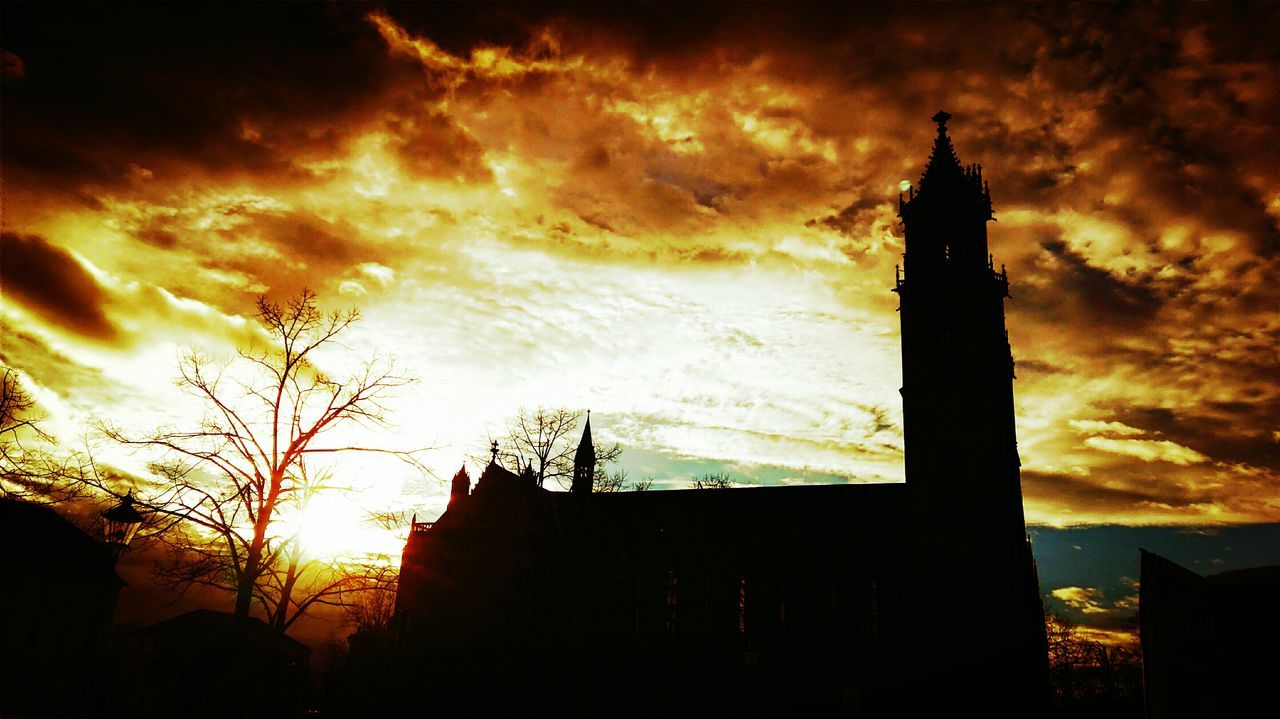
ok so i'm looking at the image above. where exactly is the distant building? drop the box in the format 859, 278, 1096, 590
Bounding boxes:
396, 113, 1049, 714
0, 498, 124, 718
1139, 550, 1280, 719
110, 609, 311, 719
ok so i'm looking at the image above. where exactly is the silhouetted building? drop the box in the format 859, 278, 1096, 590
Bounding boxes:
1139, 550, 1280, 719
110, 609, 311, 719
396, 113, 1048, 715
0, 498, 124, 719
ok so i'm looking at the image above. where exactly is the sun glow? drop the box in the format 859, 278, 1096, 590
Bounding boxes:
273, 491, 405, 562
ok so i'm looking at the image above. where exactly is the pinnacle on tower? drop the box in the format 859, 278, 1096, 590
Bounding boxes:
901, 111, 993, 229
919, 110, 963, 190
449, 464, 471, 507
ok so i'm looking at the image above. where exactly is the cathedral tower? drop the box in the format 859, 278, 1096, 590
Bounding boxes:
896, 110, 1024, 541
896, 111, 1047, 708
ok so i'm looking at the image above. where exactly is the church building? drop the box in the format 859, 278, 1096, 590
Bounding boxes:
394, 113, 1048, 715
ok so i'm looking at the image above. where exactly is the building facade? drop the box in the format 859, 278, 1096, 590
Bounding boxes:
395, 113, 1048, 715
0, 498, 125, 718
1140, 550, 1280, 719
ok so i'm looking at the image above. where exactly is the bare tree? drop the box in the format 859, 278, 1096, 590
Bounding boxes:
691, 472, 733, 489
0, 366, 90, 504
496, 407, 579, 488
1043, 603, 1142, 708
344, 563, 399, 633
593, 467, 655, 493
493, 407, 622, 490
593, 467, 628, 493
96, 289, 423, 628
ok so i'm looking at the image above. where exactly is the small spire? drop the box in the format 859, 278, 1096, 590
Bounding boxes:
489, 440, 499, 465
572, 410, 597, 494
919, 110, 962, 190
576, 411, 594, 459
583, 410, 592, 438
449, 465, 471, 507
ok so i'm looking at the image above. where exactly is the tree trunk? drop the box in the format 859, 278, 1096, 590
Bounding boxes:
273, 542, 303, 631
237, 472, 282, 620
235, 554, 258, 618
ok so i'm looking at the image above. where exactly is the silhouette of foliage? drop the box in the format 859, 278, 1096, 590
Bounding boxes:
0, 366, 91, 504
593, 467, 654, 493
691, 472, 733, 489
1044, 604, 1143, 715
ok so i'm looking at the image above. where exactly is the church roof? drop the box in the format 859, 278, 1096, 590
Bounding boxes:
407, 480, 909, 570
0, 498, 125, 584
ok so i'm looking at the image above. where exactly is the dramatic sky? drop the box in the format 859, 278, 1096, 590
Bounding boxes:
3, 3, 1278, 633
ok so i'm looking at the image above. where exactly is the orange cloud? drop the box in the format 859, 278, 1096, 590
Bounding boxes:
2, 3, 1277, 528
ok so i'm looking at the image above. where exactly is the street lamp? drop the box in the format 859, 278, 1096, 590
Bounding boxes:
102, 490, 144, 562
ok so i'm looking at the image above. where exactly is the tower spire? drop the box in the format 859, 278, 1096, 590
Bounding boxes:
572, 410, 596, 494
919, 110, 963, 190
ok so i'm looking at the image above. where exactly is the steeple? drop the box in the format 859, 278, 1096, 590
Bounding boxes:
448, 465, 471, 508
919, 111, 963, 189
898, 110, 996, 281
572, 411, 596, 494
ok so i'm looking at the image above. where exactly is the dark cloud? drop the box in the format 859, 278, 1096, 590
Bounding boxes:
808, 197, 881, 238
1020, 237, 1163, 328
1092, 402, 1280, 473
1, 3, 412, 191
1015, 359, 1067, 376
1024, 470, 1219, 517
385, 108, 493, 183
0, 233, 116, 341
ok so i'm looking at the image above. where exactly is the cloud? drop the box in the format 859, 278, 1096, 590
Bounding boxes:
1082, 437, 1209, 465
1051, 586, 1109, 615
1, 232, 117, 341
2, 2, 1278, 528
1068, 420, 1145, 437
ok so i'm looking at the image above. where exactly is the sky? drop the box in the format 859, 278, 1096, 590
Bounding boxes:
2, 3, 1278, 638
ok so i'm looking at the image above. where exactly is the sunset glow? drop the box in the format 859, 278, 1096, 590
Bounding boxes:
3, 3, 1277, 553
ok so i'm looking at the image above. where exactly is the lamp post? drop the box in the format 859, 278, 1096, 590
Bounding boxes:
101, 490, 144, 563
